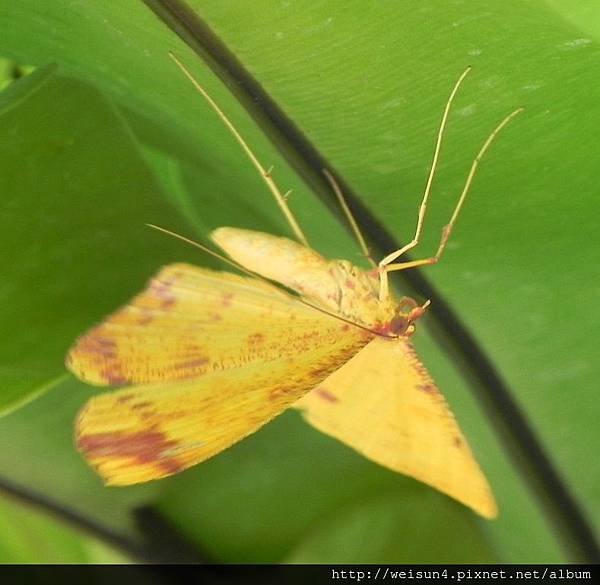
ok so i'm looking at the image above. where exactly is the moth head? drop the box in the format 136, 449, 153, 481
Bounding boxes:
388, 298, 431, 337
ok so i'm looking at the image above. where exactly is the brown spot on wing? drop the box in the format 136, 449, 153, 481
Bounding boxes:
77, 336, 117, 359
268, 385, 294, 401
310, 363, 338, 379
77, 427, 185, 477
173, 357, 209, 370
140, 410, 159, 421
157, 457, 186, 475
221, 292, 234, 307
314, 387, 339, 403
150, 279, 177, 309
137, 310, 154, 326
404, 344, 432, 379
161, 297, 176, 309
100, 364, 128, 385
247, 333, 265, 346
417, 383, 438, 394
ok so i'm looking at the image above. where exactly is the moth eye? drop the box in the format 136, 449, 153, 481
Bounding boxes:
389, 314, 410, 336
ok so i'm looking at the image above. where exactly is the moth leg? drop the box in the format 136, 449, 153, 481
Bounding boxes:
323, 169, 376, 267
169, 53, 309, 247
376, 67, 472, 300
379, 106, 524, 299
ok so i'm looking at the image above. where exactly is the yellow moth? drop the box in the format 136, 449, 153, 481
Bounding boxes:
66, 54, 522, 520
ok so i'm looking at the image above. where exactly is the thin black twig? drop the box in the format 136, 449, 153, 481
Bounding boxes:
0, 476, 208, 564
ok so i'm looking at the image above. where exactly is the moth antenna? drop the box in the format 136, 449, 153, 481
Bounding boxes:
169, 52, 309, 248
146, 224, 390, 338
147, 224, 259, 279
322, 169, 376, 267
297, 301, 393, 338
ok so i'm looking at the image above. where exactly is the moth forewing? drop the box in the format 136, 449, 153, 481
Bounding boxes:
69, 263, 373, 486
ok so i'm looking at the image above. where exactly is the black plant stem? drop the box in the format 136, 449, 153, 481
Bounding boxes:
143, 0, 599, 563
0, 476, 207, 564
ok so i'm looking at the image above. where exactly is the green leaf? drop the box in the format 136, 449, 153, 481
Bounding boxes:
1, 0, 598, 564
0, 64, 208, 415
286, 492, 499, 564
0, 68, 193, 544
0, 493, 131, 563
0, 62, 55, 116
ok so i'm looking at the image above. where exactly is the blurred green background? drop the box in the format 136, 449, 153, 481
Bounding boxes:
0, 0, 599, 564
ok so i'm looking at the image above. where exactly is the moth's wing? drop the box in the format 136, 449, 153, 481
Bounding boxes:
211, 227, 341, 305
295, 337, 498, 518
76, 310, 371, 486
67, 262, 356, 386
210, 228, 389, 330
